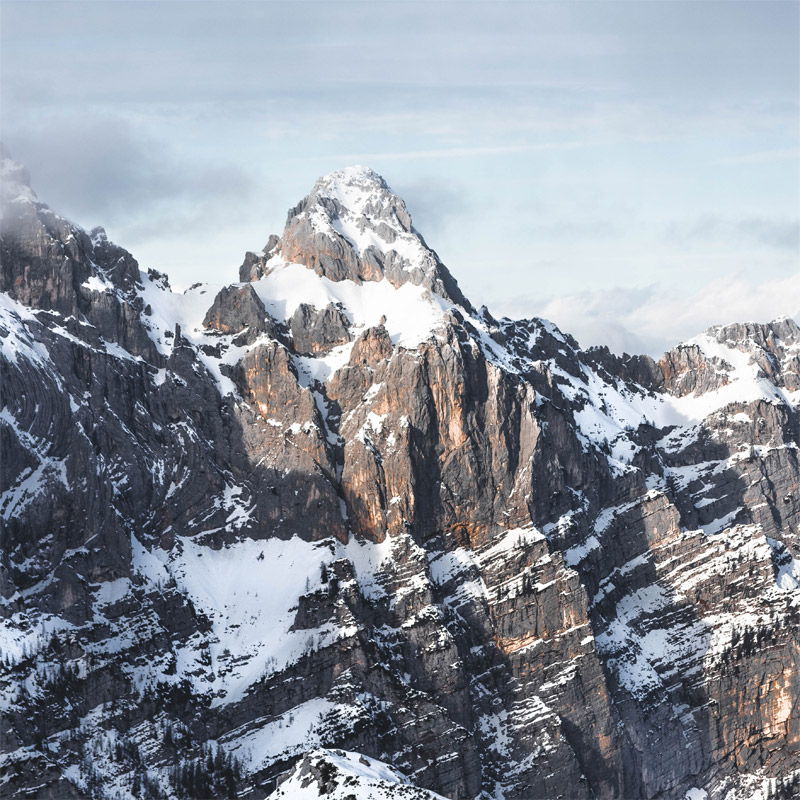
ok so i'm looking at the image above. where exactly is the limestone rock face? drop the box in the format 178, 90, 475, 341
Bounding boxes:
203, 283, 277, 345
289, 303, 351, 355
2, 150, 800, 800
239, 234, 280, 283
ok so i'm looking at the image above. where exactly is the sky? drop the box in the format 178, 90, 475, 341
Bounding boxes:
1, 0, 798, 355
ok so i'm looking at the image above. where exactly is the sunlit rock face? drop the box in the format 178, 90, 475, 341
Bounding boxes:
2, 149, 800, 800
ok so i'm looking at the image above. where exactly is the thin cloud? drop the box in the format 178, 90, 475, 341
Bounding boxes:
2, 0, 796, 329
665, 215, 800, 251
711, 147, 800, 166
6, 114, 258, 234
391, 178, 472, 238
332, 141, 587, 163
532, 219, 621, 240
496, 271, 800, 356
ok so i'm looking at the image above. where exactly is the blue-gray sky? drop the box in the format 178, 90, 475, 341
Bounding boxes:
2, 0, 798, 354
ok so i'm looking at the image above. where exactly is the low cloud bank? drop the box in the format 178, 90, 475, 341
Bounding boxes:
495, 270, 800, 357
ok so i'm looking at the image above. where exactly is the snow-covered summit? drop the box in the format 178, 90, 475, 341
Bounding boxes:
241, 166, 472, 308
305, 164, 414, 250
313, 164, 392, 197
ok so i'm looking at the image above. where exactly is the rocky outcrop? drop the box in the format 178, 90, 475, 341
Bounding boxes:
584, 345, 666, 393
659, 343, 730, 397
239, 234, 280, 283
203, 283, 277, 345
289, 303, 351, 355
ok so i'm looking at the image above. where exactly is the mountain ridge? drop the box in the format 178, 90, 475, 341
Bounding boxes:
1, 148, 799, 800
3, 144, 794, 360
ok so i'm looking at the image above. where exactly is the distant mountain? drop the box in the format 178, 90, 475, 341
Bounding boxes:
1, 147, 799, 800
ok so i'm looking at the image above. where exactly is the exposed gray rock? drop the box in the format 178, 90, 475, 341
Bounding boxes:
203, 283, 278, 346
289, 303, 351, 355
584, 345, 666, 393
239, 234, 281, 282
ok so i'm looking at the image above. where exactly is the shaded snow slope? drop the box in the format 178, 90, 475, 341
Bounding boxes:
125, 533, 394, 707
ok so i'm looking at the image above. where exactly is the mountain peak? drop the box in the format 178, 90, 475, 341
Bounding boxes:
241, 167, 472, 309
316, 164, 388, 188
311, 165, 391, 204
5, 148, 800, 800
302, 164, 414, 248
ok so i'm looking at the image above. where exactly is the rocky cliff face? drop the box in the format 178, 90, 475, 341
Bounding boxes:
1, 150, 799, 800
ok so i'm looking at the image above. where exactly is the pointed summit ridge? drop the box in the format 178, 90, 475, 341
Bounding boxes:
240, 166, 472, 309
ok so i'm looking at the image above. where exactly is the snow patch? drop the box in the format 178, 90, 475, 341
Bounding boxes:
252, 259, 451, 350
266, 747, 447, 799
